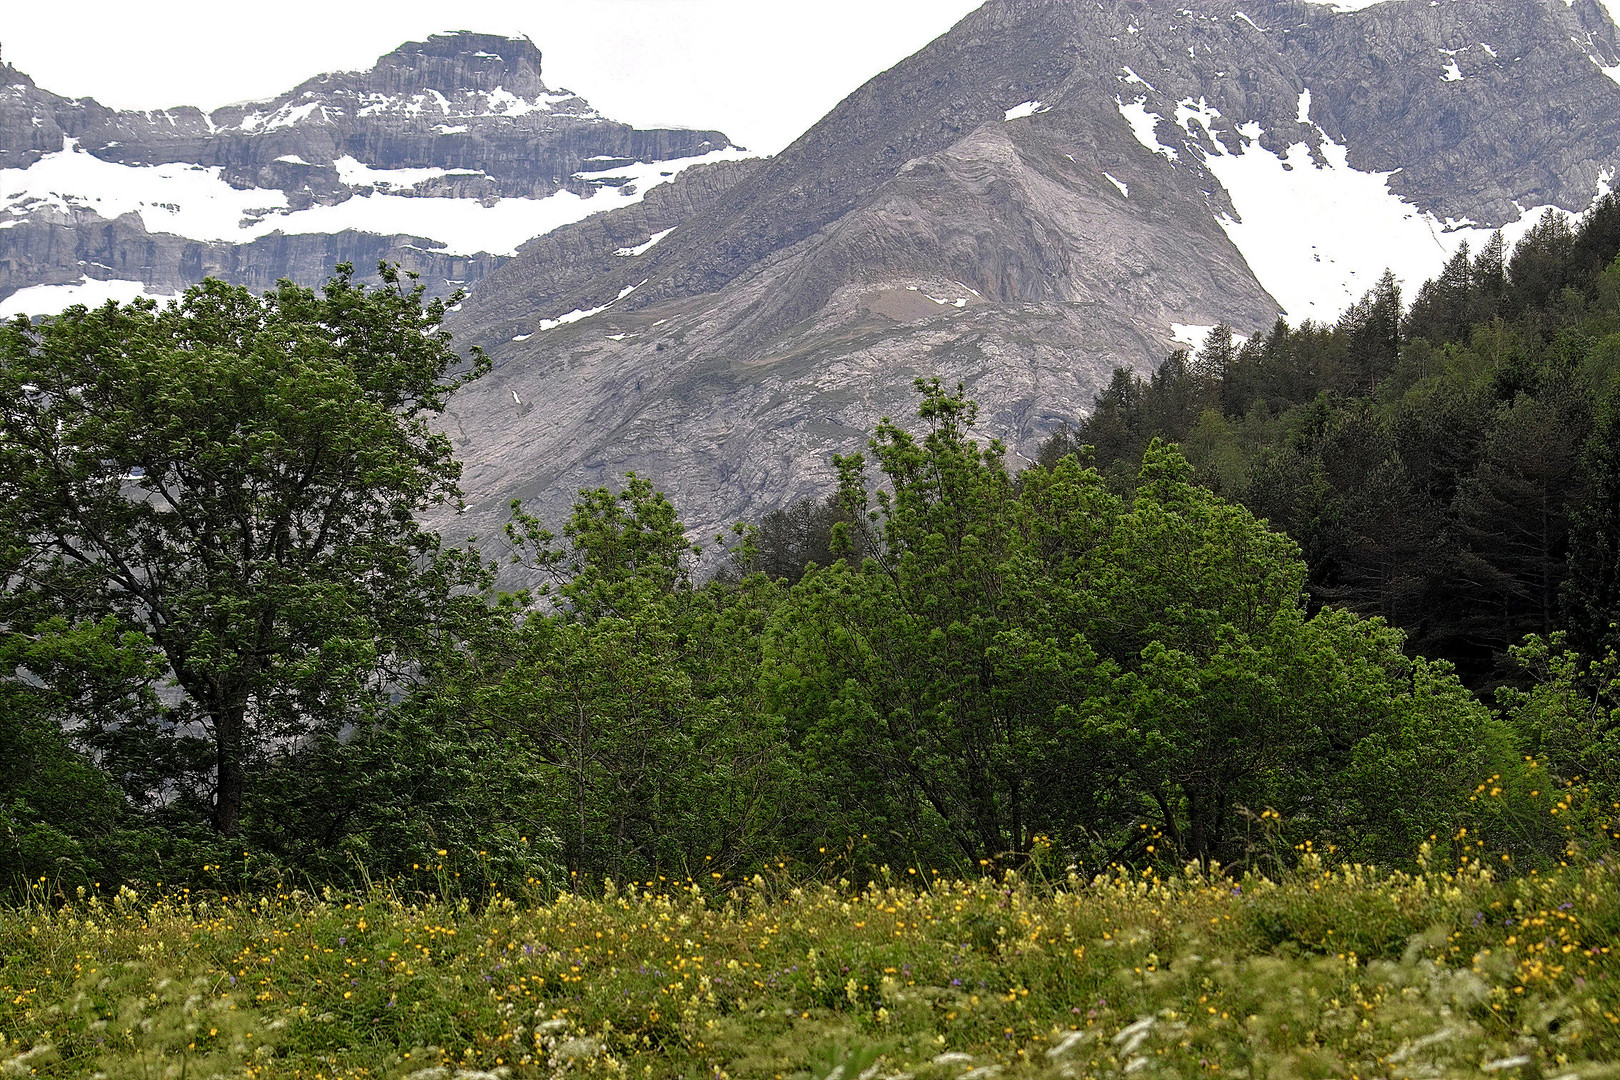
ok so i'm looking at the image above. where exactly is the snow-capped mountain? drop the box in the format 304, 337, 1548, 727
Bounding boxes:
0, 32, 747, 315
429, 0, 1620, 555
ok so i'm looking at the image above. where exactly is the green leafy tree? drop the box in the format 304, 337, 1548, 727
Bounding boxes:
1506, 210, 1580, 321
0, 615, 160, 890
1338, 269, 1402, 394
0, 266, 487, 837
735, 491, 877, 585
1452, 370, 1593, 655
1404, 243, 1479, 348
1497, 633, 1620, 802
768, 385, 1509, 870
460, 478, 793, 881
765, 382, 1122, 865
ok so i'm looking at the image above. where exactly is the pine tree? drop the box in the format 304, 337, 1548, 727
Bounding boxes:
1563, 407, 1620, 660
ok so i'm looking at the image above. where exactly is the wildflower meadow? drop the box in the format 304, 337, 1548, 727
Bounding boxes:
4, 832, 1619, 1080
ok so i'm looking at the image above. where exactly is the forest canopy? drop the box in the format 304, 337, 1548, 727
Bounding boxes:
2, 200, 1620, 896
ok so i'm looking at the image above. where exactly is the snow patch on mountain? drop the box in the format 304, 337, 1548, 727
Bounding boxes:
333, 156, 483, 188
0, 142, 753, 261
1190, 116, 1586, 318
266, 191, 606, 257
1004, 100, 1049, 121
343, 86, 588, 122
240, 100, 327, 132
532, 280, 645, 333
1171, 323, 1250, 350
0, 277, 176, 319
1175, 97, 1221, 135
1118, 98, 1178, 161
615, 227, 676, 257
0, 139, 290, 239
1120, 66, 1157, 91
1297, 0, 1405, 10
1171, 323, 1216, 349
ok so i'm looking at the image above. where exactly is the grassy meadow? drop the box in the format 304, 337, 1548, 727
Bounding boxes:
3, 840, 1619, 1080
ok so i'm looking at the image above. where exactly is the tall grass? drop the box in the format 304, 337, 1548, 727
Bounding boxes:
2, 850, 1618, 1079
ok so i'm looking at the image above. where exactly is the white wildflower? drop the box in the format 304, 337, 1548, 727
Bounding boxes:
1113, 1017, 1155, 1056
1482, 1058, 1532, 1073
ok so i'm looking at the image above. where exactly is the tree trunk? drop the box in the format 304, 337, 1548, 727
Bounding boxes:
213, 701, 247, 836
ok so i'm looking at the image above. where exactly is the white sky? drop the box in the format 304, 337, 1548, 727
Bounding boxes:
1, 1, 986, 155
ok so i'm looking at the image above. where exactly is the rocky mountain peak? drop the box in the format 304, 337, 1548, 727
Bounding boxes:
316, 31, 549, 102
210, 30, 593, 132
1, 60, 35, 90
0, 31, 744, 316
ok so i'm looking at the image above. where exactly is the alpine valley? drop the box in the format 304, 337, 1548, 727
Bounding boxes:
5, 1, 1620, 549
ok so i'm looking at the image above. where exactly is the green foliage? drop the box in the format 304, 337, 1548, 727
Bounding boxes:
736, 491, 876, 585
0, 266, 489, 858
1564, 404, 1620, 661
765, 381, 1513, 872
508, 473, 701, 618
420, 476, 799, 884
1498, 634, 1620, 803
0, 625, 155, 890
765, 383, 1110, 866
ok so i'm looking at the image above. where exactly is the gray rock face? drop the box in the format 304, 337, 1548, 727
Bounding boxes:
459, 158, 764, 335
435, 0, 1620, 561
0, 32, 738, 305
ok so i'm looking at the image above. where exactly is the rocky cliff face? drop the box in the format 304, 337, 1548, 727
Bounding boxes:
0, 33, 745, 311
435, 0, 1620, 559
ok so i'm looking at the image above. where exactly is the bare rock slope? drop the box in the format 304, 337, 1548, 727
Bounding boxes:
438, 0, 1620, 552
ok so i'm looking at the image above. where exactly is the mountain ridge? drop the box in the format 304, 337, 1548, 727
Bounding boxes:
0, 32, 746, 312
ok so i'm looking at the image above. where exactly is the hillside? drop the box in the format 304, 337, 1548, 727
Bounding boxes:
434, 0, 1620, 553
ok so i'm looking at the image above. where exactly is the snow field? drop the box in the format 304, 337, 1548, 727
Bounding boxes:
1117, 88, 1613, 321
0, 141, 754, 262
0, 278, 177, 319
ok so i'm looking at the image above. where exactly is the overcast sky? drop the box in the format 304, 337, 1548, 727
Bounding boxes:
1, 1, 986, 155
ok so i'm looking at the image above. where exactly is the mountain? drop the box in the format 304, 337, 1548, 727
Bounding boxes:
435, 0, 1620, 556
0, 32, 749, 314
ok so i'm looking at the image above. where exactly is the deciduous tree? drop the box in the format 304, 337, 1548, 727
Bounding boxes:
0, 266, 486, 835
